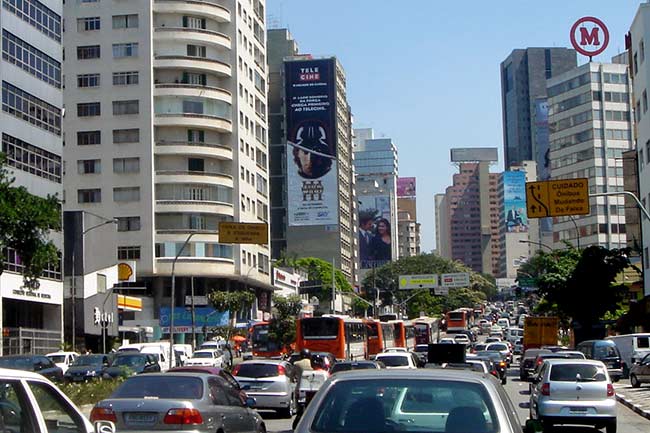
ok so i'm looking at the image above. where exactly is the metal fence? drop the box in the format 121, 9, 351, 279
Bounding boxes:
2, 328, 62, 355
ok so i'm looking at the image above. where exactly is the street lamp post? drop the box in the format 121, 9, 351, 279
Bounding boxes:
518, 239, 553, 252
169, 232, 197, 368
101, 286, 116, 354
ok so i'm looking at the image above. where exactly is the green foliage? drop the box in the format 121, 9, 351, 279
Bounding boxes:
59, 378, 126, 406
0, 154, 61, 287
443, 287, 486, 311
208, 290, 256, 314
292, 257, 353, 304
268, 294, 303, 351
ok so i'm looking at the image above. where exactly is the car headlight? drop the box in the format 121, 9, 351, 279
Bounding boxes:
87, 370, 96, 376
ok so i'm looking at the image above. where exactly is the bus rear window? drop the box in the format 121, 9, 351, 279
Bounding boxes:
448, 312, 464, 320
302, 318, 339, 339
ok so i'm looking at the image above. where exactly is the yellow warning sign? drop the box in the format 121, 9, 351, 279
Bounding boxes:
219, 222, 268, 244
525, 178, 590, 218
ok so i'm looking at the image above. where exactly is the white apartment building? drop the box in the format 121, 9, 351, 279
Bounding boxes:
547, 62, 633, 250
0, 0, 64, 354
62, 0, 272, 344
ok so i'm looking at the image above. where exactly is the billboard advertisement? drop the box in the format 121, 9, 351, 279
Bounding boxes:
358, 194, 393, 268
534, 98, 553, 233
159, 307, 229, 333
503, 171, 528, 233
285, 59, 338, 226
450, 147, 498, 162
397, 177, 416, 198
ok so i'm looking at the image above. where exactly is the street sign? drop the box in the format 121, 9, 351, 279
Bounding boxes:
440, 273, 470, 288
298, 280, 322, 295
398, 274, 438, 290
570, 16, 609, 58
218, 222, 268, 244
434, 287, 449, 296
525, 178, 589, 218
185, 296, 208, 306
517, 277, 536, 287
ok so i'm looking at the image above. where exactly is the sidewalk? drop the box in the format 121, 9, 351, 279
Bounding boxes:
614, 382, 650, 420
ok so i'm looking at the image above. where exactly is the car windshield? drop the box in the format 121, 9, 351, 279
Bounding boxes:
112, 376, 203, 399
487, 343, 508, 351
550, 364, 607, 382
0, 357, 33, 370
111, 355, 146, 367
310, 379, 499, 433
377, 356, 409, 367
193, 352, 214, 358
476, 351, 504, 360
47, 355, 66, 363
235, 363, 280, 378
594, 343, 619, 358
474, 344, 487, 351
71, 355, 104, 366
414, 346, 428, 353
331, 363, 376, 373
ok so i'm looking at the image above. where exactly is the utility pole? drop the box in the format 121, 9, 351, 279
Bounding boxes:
191, 276, 196, 351
331, 257, 336, 314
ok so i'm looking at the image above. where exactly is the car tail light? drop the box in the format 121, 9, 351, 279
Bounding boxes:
490, 369, 498, 377
499, 361, 506, 367
536, 358, 543, 366
164, 408, 203, 425
607, 384, 615, 397
277, 365, 286, 375
90, 407, 116, 423
232, 364, 241, 375
541, 383, 550, 396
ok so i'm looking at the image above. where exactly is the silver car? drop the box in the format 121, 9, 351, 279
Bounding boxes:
91, 372, 264, 433
232, 359, 297, 418
294, 369, 523, 433
529, 359, 616, 433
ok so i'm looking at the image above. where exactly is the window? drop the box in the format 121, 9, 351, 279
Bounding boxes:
114, 187, 140, 202
113, 100, 139, 115
113, 71, 139, 85
3, 0, 62, 42
182, 72, 206, 85
77, 159, 101, 174
2, 133, 62, 183
78, 188, 101, 203
77, 45, 100, 59
641, 39, 646, 64
188, 158, 204, 172
77, 17, 100, 31
112, 14, 139, 29
77, 73, 100, 88
77, 102, 101, 117
113, 43, 138, 58
646, 141, 650, 164
28, 381, 87, 431
117, 216, 141, 232
117, 246, 141, 260
2, 81, 61, 135
2, 30, 61, 88
77, 131, 101, 145
113, 157, 140, 173
644, 90, 648, 114
183, 16, 206, 29
183, 100, 203, 114
187, 45, 206, 57
188, 129, 205, 143
113, 128, 140, 143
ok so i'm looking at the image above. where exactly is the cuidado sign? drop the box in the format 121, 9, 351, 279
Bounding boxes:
570, 16, 609, 58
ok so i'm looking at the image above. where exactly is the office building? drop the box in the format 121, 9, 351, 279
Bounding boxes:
396, 177, 420, 258
434, 194, 450, 258
0, 0, 64, 354
547, 62, 633, 250
62, 0, 273, 346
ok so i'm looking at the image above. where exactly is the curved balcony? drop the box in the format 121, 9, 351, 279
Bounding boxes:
155, 200, 234, 217
155, 140, 233, 160
156, 257, 235, 277
155, 170, 234, 188
154, 112, 232, 133
154, 55, 231, 77
154, 27, 231, 50
154, 84, 232, 104
153, 0, 230, 23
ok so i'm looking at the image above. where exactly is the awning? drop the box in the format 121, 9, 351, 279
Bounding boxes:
117, 295, 142, 312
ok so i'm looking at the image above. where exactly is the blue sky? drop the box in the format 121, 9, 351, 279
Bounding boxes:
268, 1, 642, 252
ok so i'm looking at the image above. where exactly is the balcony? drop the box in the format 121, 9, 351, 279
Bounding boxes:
155, 140, 233, 160
154, 112, 232, 132
153, 0, 230, 23
154, 55, 231, 77
154, 27, 231, 50
154, 83, 232, 104
155, 170, 234, 188
156, 200, 234, 217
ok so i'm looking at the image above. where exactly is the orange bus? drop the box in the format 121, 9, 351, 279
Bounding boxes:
413, 317, 440, 345
446, 309, 469, 333
249, 322, 286, 358
365, 319, 397, 356
295, 316, 366, 360
390, 320, 416, 350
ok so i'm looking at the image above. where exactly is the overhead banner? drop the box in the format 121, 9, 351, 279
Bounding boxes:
397, 177, 416, 198
285, 59, 339, 226
358, 194, 392, 269
503, 171, 528, 233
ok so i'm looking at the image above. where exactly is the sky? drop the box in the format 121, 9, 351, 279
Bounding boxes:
267, 0, 642, 252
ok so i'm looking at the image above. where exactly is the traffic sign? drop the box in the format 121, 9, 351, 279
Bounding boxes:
434, 287, 449, 296
440, 273, 470, 288
219, 222, 268, 244
299, 280, 322, 295
398, 274, 438, 290
525, 178, 589, 219
517, 277, 536, 287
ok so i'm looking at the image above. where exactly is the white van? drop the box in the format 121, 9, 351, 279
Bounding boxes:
497, 318, 510, 330
605, 333, 650, 372
506, 327, 524, 344
117, 341, 177, 371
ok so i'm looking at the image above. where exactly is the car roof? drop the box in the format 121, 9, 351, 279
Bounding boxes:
168, 366, 224, 374
376, 352, 411, 357
239, 359, 287, 365
46, 351, 77, 356
0, 367, 51, 380
543, 358, 606, 366
327, 368, 495, 383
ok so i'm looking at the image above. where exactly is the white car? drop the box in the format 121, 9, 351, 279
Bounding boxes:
438, 337, 457, 344
46, 351, 78, 374
383, 347, 408, 353
453, 334, 470, 345
375, 352, 418, 369
184, 349, 224, 367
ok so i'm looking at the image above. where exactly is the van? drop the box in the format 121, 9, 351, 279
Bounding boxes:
575, 339, 623, 382
117, 341, 177, 371
605, 333, 650, 376
506, 327, 524, 344
497, 318, 510, 330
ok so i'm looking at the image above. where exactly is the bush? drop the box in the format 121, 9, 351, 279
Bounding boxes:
59, 378, 126, 406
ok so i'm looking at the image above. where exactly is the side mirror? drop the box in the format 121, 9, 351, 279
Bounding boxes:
245, 397, 256, 408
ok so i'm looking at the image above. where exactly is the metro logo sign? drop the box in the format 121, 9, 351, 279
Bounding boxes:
570, 16, 609, 58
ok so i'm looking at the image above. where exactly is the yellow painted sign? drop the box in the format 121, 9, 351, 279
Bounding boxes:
525, 178, 590, 218
117, 261, 136, 282
399, 274, 438, 290
219, 222, 269, 244
117, 295, 142, 311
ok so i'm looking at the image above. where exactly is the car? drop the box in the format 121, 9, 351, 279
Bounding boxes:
293, 369, 523, 433
288, 351, 337, 372
497, 318, 510, 330
199, 340, 233, 367
184, 349, 225, 368
456, 329, 478, 342
485, 336, 502, 343
330, 360, 385, 374
470, 342, 488, 353
540, 345, 569, 352
520, 349, 552, 381
294, 369, 330, 428
102, 352, 161, 378
46, 351, 78, 374
466, 354, 502, 381
475, 350, 508, 384
629, 352, 650, 388
374, 352, 418, 369
425, 359, 490, 374
168, 366, 248, 403
91, 372, 263, 433
513, 338, 524, 355
528, 352, 587, 384
0, 355, 63, 382
383, 347, 408, 353
232, 359, 298, 418
529, 359, 616, 433
453, 334, 471, 345
0, 367, 94, 432
438, 337, 456, 344
576, 339, 624, 382
485, 342, 513, 366
64, 354, 111, 382
413, 344, 429, 364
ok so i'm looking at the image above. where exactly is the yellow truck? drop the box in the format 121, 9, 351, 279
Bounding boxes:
523, 317, 559, 351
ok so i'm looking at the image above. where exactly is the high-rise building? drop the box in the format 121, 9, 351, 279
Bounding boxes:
62, 0, 274, 345
396, 177, 420, 258
547, 62, 633, 250
0, 0, 64, 354
434, 194, 450, 258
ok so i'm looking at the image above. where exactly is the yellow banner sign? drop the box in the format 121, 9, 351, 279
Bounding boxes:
219, 222, 269, 244
525, 178, 589, 218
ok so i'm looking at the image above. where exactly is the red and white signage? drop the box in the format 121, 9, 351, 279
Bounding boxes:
570, 16, 609, 58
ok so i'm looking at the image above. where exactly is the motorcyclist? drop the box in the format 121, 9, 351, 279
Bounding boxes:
294, 349, 313, 372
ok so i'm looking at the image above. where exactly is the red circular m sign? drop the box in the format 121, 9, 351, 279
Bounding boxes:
570, 16, 609, 57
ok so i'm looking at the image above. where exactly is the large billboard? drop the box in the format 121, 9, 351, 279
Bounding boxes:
534, 98, 553, 233
503, 171, 528, 233
397, 177, 416, 198
358, 194, 393, 269
450, 147, 498, 162
285, 59, 338, 226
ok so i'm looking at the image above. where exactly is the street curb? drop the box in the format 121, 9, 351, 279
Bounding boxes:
615, 394, 650, 421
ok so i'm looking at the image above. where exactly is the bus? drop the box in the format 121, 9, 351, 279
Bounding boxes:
365, 319, 397, 356
413, 317, 439, 345
446, 309, 469, 333
391, 320, 416, 350
249, 322, 285, 358
295, 316, 366, 360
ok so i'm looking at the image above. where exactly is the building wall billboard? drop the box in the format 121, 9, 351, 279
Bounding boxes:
397, 177, 416, 198
285, 59, 339, 226
534, 98, 553, 233
503, 171, 528, 233
358, 194, 393, 268
159, 307, 229, 332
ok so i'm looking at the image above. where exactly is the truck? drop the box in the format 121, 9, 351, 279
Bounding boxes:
523, 316, 559, 352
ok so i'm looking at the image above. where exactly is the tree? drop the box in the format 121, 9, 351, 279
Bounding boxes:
0, 155, 61, 288
207, 290, 256, 339
268, 294, 303, 352
292, 257, 354, 305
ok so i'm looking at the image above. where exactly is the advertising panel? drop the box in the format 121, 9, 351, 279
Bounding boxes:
450, 147, 498, 162
397, 177, 416, 198
159, 307, 229, 333
534, 98, 553, 233
503, 171, 528, 232
358, 194, 392, 268
285, 59, 339, 226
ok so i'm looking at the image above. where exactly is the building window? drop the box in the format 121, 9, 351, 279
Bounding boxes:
644, 90, 648, 114
112, 71, 139, 85
116, 216, 140, 232
112, 100, 139, 115
186, 45, 206, 58
113, 187, 140, 202
1, 30, 61, 88
188, 129, 205, 143
188, 158, 204, 172
77, 73, 100, 88
77, 17, 100, 32
77, 131, 101, 145
113, 128, 139, 143
3, 0, 61, 42
77, 45, 100, 59
78, 188, 101, 203
112, 43, 138, 58
2, 81, 61, 135
77, 159, 101, 174
182, 72, 206, 85
112, 14, 139, 29
77, 102, 101, 117
1, 133, 61, 183
113, 157, 140, 173
183, 16, 206, 29
645, 247, 649, 270
117, 246, 140, 260
641, 39, 646, 64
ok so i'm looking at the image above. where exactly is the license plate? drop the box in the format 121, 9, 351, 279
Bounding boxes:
125, 413, 157, 425
569, 407, 587, 413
